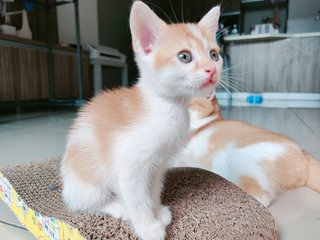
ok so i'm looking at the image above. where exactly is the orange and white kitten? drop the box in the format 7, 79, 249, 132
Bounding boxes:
172, 97, 320, 207
61, 2, 222, 240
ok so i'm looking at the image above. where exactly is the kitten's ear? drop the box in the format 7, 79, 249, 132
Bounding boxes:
199, 6, 220, 37
130, 1, 166, 54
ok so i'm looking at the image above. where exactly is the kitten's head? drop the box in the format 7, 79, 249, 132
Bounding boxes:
130, 1, 222, 100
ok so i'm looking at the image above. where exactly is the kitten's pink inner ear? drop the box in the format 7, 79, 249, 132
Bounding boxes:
138, 27, 155, 54
130, 1, 166, 55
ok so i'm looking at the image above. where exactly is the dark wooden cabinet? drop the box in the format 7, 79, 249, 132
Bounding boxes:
0, 0, 90, 107
53, 51, 91, 99
17, 48, 49, 100
0, 37, 91, 103
0, 45, 16, 101
0, 45, 49, 101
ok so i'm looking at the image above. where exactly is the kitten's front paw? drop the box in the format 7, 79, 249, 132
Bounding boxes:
158, 205, 172, 226
135, 220, 166, 240
100, 201, 128, 220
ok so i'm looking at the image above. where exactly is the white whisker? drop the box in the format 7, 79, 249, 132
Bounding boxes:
169, 0, 179, 22
222, 62, 246, 73
223, 82, 247, 92
180, 0, 184, 23
218, 81, 231, 94
221, 76, 252, 84
145, 1, 173, 23
219, 80, 241, 92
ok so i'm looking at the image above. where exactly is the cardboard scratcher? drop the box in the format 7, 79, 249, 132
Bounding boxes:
0, 158, 279, 240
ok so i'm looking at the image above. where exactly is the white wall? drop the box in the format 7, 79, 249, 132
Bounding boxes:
57, 0, 99, 46
287, 0, 320, 33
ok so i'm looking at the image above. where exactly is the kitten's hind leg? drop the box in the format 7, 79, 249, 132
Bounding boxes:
61, 167, 112, 213
239, 176, 275, 207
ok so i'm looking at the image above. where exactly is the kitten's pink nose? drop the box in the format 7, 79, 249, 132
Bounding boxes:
204, 67, 216, 78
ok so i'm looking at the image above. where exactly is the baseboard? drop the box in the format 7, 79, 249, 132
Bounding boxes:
216, 92, 320, 108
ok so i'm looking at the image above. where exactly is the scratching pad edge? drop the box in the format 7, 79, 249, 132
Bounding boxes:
0, 158, 279, 240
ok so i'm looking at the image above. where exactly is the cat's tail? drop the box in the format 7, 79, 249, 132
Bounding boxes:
305, 152, 320, 193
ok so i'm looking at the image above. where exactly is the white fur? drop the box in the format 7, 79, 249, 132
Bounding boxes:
61, 164, 114, 212
212, 142, 286, 200
171, 109, 217, 168
188, 128, 214, 162
189, 109, 218, 130
212, 142, 285, 184
171, 127, 215, 169
67, 119, 96, 147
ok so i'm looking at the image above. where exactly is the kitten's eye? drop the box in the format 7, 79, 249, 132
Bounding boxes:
210, 50, 219, 62
177, 50, 192, 63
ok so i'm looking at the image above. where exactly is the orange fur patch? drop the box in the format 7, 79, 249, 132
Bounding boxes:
305, 152, 320, 192
260, 144, 308, 192
239, 176, 264, 199
190, 97, 215, 118
189, 97, 223, 139
65, 86, 145, 184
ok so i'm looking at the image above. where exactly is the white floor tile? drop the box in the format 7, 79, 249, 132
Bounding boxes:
0, 201, 22, 227
269, 187, 320, 240
0, 112, 75, 167
0, 222, 34, 240
291, 109, 320, 138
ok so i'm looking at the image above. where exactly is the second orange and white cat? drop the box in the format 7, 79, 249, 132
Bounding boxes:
172, 97, 320, 207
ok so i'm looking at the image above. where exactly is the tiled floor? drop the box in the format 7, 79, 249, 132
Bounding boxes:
0, 106, 319, 240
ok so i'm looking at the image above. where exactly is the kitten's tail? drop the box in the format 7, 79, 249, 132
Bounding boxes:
305, 152, 320, 193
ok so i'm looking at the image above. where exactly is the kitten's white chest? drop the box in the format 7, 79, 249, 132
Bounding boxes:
114, 91, 190, 166
151, 99, 190, 154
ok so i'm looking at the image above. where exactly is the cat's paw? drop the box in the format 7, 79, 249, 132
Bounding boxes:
158, 205, 172, 226
100, 201, 128, 220
135, 219, 166, 240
